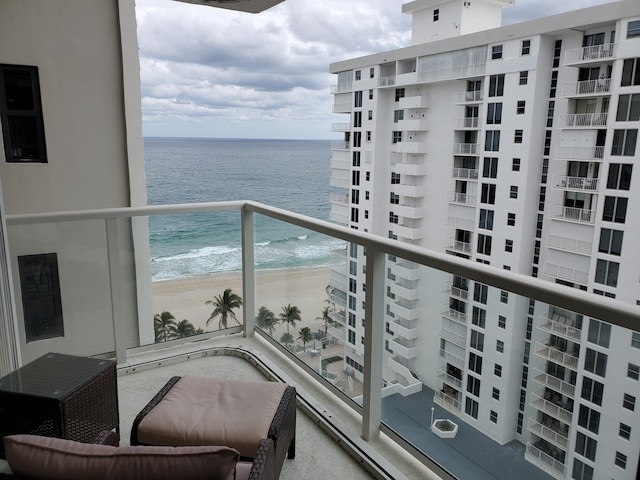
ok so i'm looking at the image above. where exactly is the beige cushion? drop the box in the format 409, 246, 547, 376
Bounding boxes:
4, 434, 238, 480
137, 376, 287, 457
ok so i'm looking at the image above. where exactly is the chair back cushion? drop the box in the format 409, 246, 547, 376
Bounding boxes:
4, 434, 238, 480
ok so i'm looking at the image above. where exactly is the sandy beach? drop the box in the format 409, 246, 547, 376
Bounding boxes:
152, 266, 332, 342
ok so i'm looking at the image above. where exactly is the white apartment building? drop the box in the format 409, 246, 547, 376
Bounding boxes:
329, 1, 640, 479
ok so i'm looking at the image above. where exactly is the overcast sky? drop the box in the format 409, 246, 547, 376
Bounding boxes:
136, 0, 617, 140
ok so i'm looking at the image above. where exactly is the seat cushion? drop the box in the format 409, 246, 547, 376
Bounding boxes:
136, 376, 287, 457
4, 434, 239, 480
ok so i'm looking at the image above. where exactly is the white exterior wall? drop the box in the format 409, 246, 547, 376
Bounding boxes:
0, 0, 152, 362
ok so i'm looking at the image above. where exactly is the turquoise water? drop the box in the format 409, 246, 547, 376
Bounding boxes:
145, 138, 344, 280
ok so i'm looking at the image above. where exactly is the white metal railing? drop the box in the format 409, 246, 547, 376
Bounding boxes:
434, 389, 462, 412
535, 342, 580, 371
451, 143, 480, 155
560, 112, 608, 128
419, 63, 486, 83
447, 216, 475, 231
445, 238, 473, 255
437, 368, 463, 390
532, 367, 576, 398
555, 145, 604, 160
546, 234, 592, 255
329, 211, 349, 224
330, 159, 350, 170
329, 177, 349, 188
562, 78, 612, 96
528, 417, 569, 449
453, 117, 480, 129
330, 83, 352, 94
379, 76, 396, 87
331, 122, 350, 132
440, 326, 466, 348
329, 193, 349, 205
564, 43, 615, 64
538, 314, 582, 341
552, 175, 598, 191
331, 140, 350, 150
441, 306, 467, 325
439, 348, 466, 370
525, 442, 567, 477
551, 205, 596, 224
453, 90, 483, 104
543, 262, 589, 285
449, 192, 477, 206
331, 103, 351, 113
451, 168, 479, 180
6, 199, 640, 474
530, 392, 573, 423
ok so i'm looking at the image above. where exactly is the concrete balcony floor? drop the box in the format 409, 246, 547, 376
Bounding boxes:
116, 333, 437, 480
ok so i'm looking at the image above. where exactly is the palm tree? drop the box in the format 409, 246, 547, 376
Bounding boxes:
205, 288, 243, 330
256, 306, 277, 336
298, 326, 312, 351
154, 311, 177, 342
280, 332, 294, 349
316, 305, 332, 335
279, 303, 301, 335
175, 319, 196, 338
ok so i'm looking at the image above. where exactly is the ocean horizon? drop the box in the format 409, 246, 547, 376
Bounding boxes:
144, 137, 345, 281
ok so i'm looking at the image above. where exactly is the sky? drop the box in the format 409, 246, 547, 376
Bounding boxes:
136, 0, 618, 140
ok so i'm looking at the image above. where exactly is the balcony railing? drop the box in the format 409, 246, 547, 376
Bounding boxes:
525, 442, 567, 477
546, 234, 592, 255
452, 90, 483, 104
562, 78, 612, 97
535, 342, 579, 371
532, 367, 576, 398
330, 83, 352, 94
555, 145, 604, 160
543, 261, 589, 286
451, 168, 479, 180
564, 43, 615, 64
445, 238, 473, 255
449, 192, 477, 206
538, 313, 582, 342
451, 143, 480, 155
527, 418, 569, 450
552, 175, 599, 191
330, 140, 349, 151
331, 122, 350, 132
560, 112, 608, 128
5, 200, 639, 480
453, 117, 480, 129
551, 205, 596, 224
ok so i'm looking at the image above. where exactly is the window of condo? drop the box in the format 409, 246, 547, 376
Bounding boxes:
472, 307, 486, 327
611, 129, 637, 156
621, 58, 640, 86
485, 131, 500, 151
354, 90, 363, 107
433, 8, 439, 21
478, 209, 494, 230
467, 375, 480, 396
491, 45, 503, 60
599, 228, 623, 255
470, 330, 484, 351
588, 319, 611, 347
355, 70, 361, 81
607, 163, 633, 190
516, 100, 525, 114
628, 363, 640, 380
488, 74, 505, 96
615, 452, 628, 469
366, 131, 371, 142
481, 183, 496, 204
393, 110, 403, 123
352, 170, 360, 186
507, 213, 516, 226
391, 172, 400, 184
575, 432, 597, 461
602, 196, 627, 223
474, 283, 488, 304
477, 234, 492, 255
578, 405, 600, 434
510, 186, 518, 199
353, 111, 362, 128
482, 157, 498, 178
549, 71, 558, 98
619, 423, 632, 440
489, 410, 498, 423
498, 315, 506, 329
468, 352, 482, 374
368, 110, 373, 120
18, 253, 64, 342
553, 40, 562, 68
627, 20, 640, 39
353, 131, 361, 148
465, 398, 478, 419
350, 208, 359, 223
512, 158, 521, 171
368, 89, 373, 100
0, 64, 47, 163
505, 240, 513, 253
392, 131, 402, 144
500, 291, 508, 303
486, 103, 502, 124
514, 129, 523, 143
365, 171, 370, 181
632, 332, 640, 349
519, 71, 528, 85
351, 189, 359, 205
623, 394, 635, 411
496, 340, 504, 353
353, 151, 361, 167
492, 387, 500, 400
395, 88, 405, 102
585, 348, 608, 377
572, 459, 594, 480
616, 94, 640, 121
369, 67, 374, 78
494, 364, 502, 377
521, 39, 531, 55
595, 259, 619, 287
581, 377, 604, 406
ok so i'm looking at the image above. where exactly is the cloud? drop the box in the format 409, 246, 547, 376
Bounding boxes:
136, 0, 617, 139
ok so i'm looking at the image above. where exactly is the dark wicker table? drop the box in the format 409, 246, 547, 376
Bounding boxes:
0, 352, 119, 457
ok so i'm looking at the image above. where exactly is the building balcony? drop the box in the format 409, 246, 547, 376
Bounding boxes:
543, 261, 589, 286
451, 143, 480, 155
389, 317, 418, 340
394, 203, 422, 219
330, 158, 350, 171
330, 140, 350, 151
390, 280, 420, 302
439, 326, 466, 348
329, 193, 349, 206
527, 418, 569, 451
564, 43, 616, 65
393, 157, 426, 176
398, 95, 429, 110
437, 368, 463, 390
442, 281, 469, 301
392, 260, 420, 281
331, 102, 351, 113
451, 168, 479, 180
394, 182, 424, 198
551, 205, 596, 224
560, 112, 608, 128
329, 175, 349, 188
391, 141, 427, 154
546, 234, 592, 255
441, 306, 467, 326
525, 442, 567, 479
532, 367, 576, 398
330, 82, 352, 94
530, 392, 574, 425
453, 117, 480, 129
331, 122, 350, 132
445, 238, 473, 256
389, 337, 417, 359
397, 118, 429, 131
555, 145, 604, 160
419, 63, 486, 83
538, 313, 582, 342
446, 216, 475, 231
452, 90, 483, 104
552, 175, 599, 191
329, 210, 349, 224
3, 201, 637, 480
535, 342, 579, 371
448, 192, 477, 207
562, 78, 612, 97
394, 220, 423, 241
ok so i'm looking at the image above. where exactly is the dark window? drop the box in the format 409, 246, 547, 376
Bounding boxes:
467, 374, 480, 396
478, 209, 494, 230
477, 234, 492, 255
355, 70, 361, 81
581, 377, 604, 406
588, 319, 611, 347
433, 8, 439, 21
621, 58, 640, 86
623, 393, 635, 411
599, 228, 623, 255
602, 196, 627, 223
395, 88, 405, 102
578, 404, 600, 434
585, 348, 608, 377
485, 131, 500, 151
521, 39, 531, 55
474, 283, 488, 304
18, 253, 63, 342
0, 65, 47, 163
619, 423, 631, 440
628, 20, 640, 39
572, 459, 593, 480
507, 213, 516, 226
519, 71, 528, 85
616, 94, 640, 121
472, 307, 486, 327
509, 186, 518, 199
465, 397, 478, 419
488, 74, 505, 97
491, 45, 503, 60
505, 239, 513, 252
595, 259, 619, 287
469, 352, 483, 374
607, 164, 632, 189
611, 129, 637, 156
615, 451, 627, 469
514, 129, 523, 143
494, 364, 502, 377
486, 103, 502, 124
470, 330, 484, 351
481, 183, 496, 204
575, 432, 597, 461
516, 101, 525, 114
512, 158, 520, 171
483, 157, 498, 178
354, 91, 363, 108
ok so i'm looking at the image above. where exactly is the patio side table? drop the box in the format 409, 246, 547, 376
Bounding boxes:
0, 352, 119, 457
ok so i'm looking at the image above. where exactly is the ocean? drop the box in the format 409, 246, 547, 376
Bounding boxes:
144, 137, 344, 280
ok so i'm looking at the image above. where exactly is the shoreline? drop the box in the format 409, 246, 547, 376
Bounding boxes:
152, 265, 332, 341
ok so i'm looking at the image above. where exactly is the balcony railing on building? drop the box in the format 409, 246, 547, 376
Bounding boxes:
331, 122, 350, 132
538, 313, 582, 341
433, 388, 462, 413
329, 176, 349, 189
543, 261, 589, 286
443, 281, 469, 301
418, 63, 486, 83
453, 117, 480, 129
563, 43, 616, 65
527, 417, 569, 450
530, 391, 573, 424
452, 90, 483, 104
532, 367, 576, 398
451, 142, 480, 155
451, 168, 479, 180
389, 317, 418, 340
329, 193, 349, 206
445, 238, 473, 255
441, 306, 467, 326
560, 112, 608, 128
525, 442, 567, 478
555, 145, 604, 160
437, 367, 463, 390
551, 205, 596, 224
331, 102, 351, 113
562, 77, 612, 97
398, 95, 429, 110
448, 192, 477, 207
546, 234, 592, 255
552, 175, 599, 191
330, 82, 353, 94
535, 342, 579, 371
330, 140, 349, 151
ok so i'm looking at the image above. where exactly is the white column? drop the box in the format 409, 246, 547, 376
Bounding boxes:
106, 218, 128, 364
241, 208, 255, 337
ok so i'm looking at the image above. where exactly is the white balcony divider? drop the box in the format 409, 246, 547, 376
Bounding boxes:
6, 199, 640, 450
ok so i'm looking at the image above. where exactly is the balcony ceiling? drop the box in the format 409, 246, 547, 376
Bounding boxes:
173, 0, 285, 13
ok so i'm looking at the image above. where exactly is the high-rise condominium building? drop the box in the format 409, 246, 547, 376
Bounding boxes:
329, 1, 640, 478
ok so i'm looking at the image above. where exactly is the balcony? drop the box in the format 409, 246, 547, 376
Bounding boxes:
551, 205, 596, 224
530, 392, 573, 425
527, 418, 569, 450
451, 143, 480, 155
525, 442, 567, 478
564, 43, 615, 65
437, 368, 463, 390
535, 342, 579, 371
443, 281, 469, 301
452, 90, 483, 104
562, 78, 612, 97
397, 118, 429, 131
445, 238, 473, 256
453, 117, 479, 129
419, 63, 486, 83
389, 317, 418, 340
439, 325, 466, 348
555, 145, 604, 160
546, 234, 592, 255
330, 158, 350, 170
560, 112, 608, 128
331, 102, 351, 113
532, 367, 576, 398
398, 95, 429, 110
441, 306, 467, 326
552, 175, 599, 191
449, 192, 477, 207
391, 140, 427, 154
394, 220, 423, 241
331, 122, 350, 132
389, 337, 417, 359
451, 168, 479, 180
3, 201, 638, 480
543, 262, 589, 286
329, 193, 349, 206
538, 313, 582, 341
392, 155, 426, 176
330, 83, 353, 94
330, 140, 350, 151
